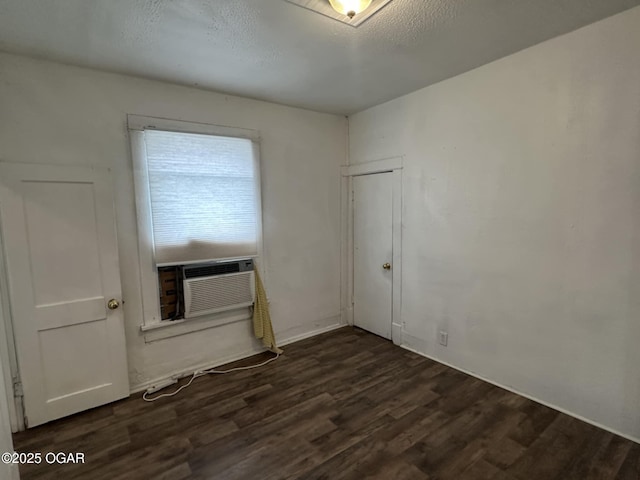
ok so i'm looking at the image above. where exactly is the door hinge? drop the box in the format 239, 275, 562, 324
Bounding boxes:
13, 377, 23, 399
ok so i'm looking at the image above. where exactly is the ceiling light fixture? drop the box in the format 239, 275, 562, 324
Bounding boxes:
285, 0, 392, 27
328, 0, 372, 19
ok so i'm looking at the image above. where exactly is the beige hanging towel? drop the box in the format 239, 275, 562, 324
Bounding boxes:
252, 266, 283, 354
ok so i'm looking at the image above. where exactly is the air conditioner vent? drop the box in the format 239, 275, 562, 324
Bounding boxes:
182, 260, 256, 318
184, 263, 240, 278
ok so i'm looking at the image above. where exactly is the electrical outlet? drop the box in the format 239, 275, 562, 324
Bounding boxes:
439, 330, 448, 347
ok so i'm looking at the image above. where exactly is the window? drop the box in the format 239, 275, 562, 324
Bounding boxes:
128, 116, 262, 327
142, 130, 258, 264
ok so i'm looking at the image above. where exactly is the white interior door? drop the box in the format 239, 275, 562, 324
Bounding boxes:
0, 163, 129, 428
353, 172, 393, 339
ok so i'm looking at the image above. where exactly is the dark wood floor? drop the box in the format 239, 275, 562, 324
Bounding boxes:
13, 327, 640, 480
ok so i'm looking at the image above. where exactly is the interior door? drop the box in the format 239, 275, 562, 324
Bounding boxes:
353, 172, 393, 339
0, 163, 129, 427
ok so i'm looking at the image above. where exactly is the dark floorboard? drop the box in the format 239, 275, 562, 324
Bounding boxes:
12, 327, 640, 480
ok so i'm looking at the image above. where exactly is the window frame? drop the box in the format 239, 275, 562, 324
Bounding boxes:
127, 115, 263, 329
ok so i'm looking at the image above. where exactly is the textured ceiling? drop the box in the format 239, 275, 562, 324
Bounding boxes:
0, 0, 639, 114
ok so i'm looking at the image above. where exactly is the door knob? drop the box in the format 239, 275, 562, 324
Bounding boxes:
107, 299, 120, 310
382, 263, 391, 270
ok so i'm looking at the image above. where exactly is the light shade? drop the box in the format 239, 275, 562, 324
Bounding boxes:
328, 0, 372, 18
142, 130, 259, 265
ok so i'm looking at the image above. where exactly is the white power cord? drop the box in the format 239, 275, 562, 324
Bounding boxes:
142, 352, 280, 402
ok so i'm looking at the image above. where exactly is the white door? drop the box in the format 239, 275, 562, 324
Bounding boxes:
353, 172, 393, 339
0, 163, 129, 428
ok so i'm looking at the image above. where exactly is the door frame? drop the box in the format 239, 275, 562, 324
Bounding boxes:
341, 157, 403, 345
0, 208, 25, 432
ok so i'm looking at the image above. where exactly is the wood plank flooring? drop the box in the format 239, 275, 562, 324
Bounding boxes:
12, 327, 640, 479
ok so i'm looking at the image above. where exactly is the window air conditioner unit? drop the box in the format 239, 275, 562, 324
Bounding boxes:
183, 259, 255, 319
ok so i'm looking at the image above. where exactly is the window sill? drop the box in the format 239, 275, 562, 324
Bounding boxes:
140, 307, 252, 343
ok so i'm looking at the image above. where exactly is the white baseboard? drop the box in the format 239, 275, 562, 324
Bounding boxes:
279, 322, 346, 347
391, 322, 402, 346
130, 344, 269, 394
399, 343, 640, 445
130, 321, 347, 394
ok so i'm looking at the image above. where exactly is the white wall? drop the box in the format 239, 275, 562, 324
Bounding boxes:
349, 6, 640, 440
0, 52, 346, 391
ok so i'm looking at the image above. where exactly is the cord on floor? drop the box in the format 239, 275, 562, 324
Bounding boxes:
142, 352, 280, 402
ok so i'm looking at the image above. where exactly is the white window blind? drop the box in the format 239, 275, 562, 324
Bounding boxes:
142, 129, 259, 265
